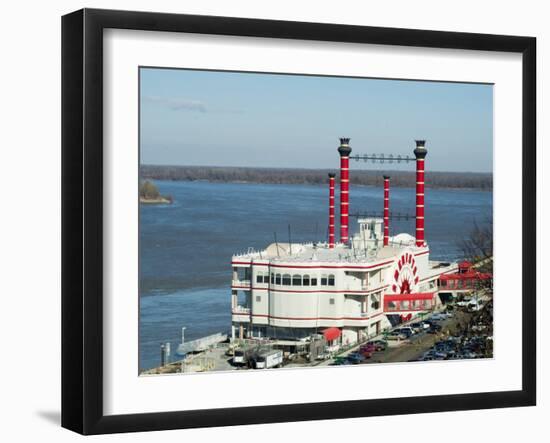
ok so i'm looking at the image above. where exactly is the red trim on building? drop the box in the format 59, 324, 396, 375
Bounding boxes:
232, 312, 385, 321
231, 285, 389, 294
231, 250, 429, 269
251, 260, 395, 270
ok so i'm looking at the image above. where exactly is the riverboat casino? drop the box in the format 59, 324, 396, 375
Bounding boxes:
230, 139, 488, 348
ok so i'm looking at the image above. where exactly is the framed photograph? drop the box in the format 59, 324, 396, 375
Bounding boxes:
62, 8, 536, 435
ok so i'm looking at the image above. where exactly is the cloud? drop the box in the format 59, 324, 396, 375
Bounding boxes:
144, 96, 207, 112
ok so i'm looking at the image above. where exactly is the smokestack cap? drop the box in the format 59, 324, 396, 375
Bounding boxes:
328, 172, 336, 178
338, 138, 352, 156
414, 140, 427, 159
383, 175, 391, 180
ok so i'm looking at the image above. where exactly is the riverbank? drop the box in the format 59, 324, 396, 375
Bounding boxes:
140, 196, 172, 204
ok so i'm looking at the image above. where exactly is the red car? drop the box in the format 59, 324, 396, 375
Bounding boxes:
367, 340, 387, 351
359, 349, 373, 358
360, 344, 376, 355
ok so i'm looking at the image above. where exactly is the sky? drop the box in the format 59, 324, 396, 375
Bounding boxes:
140, 68, 493, 173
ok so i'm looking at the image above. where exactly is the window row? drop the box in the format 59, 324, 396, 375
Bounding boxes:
385, 299, 433, 311
255, 272, 336, 286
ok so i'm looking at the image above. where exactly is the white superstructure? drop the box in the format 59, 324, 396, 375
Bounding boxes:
231, 219, 455, 346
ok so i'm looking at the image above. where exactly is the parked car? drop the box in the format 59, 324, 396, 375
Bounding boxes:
347, 352, 366, 364
331, 357, 350, 366
386, 331, 407, 340
315, 352, 331, 361
367, 340, 387, 351
395, 328, 413, 338
397, 327, 416, 336
360, 344, 376, 354
359, 349, 373, 359
409, 322, 425, 333
468, 302, 484, 312
462, 351, 478, 359
430, 313, 446, 321
428, 324, 443, 334
471, 324, 488, 332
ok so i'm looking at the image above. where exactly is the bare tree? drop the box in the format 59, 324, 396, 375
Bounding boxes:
458, 217, 493, 262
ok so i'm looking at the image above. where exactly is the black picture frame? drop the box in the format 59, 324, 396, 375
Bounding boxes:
62, 8, 536, 435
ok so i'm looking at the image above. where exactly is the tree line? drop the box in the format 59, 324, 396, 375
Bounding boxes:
140, 165, 493, 190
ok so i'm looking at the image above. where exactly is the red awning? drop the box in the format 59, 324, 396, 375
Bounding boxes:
323, 327, 341, 342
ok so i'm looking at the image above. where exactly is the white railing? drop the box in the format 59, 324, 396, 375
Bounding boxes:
232, 306, 251, 314
231, 279, 251, 287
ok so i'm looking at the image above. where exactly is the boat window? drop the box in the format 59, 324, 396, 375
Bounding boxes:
328, 274, 335, 286
303, 274, 310, 286
263, 274, 269, 283
282, 274, 291, 285
270, 273, 274, 284
311, 277, 318, 286
321, 274, 328, 286
329, 298, 335, 305
292, 274, 302, 286
256, 273, 263, 284
256, 295, 261, 302
275, 273, 281, 285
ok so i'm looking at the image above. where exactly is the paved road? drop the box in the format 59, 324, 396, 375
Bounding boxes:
366, 311, 472, 364
317, 310, 473, 367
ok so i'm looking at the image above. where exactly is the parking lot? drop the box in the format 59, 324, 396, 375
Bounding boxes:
323, 300, 493, 366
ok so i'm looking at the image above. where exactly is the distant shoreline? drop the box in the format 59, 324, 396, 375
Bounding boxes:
140, 165, 493, 191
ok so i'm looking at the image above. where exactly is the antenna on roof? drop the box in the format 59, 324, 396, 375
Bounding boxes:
350, 153, 415, 164
315, 221, 318, 242
288, 224, 293, 255
349, 211, 416, 221
351, 239, 357, 259
273, 232, 280, 257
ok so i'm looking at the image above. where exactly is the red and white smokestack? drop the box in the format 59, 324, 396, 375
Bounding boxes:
414, 140, 428, 247
338, 138, 352, 244
383, 175, 390, 246
328, 173, 336, 248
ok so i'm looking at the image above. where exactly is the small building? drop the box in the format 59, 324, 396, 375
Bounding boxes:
438, 260, 492, 300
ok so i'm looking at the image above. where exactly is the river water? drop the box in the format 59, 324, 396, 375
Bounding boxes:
139, 180, 492, 371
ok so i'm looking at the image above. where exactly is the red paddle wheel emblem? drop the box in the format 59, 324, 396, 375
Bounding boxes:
391, 252, 419, 293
